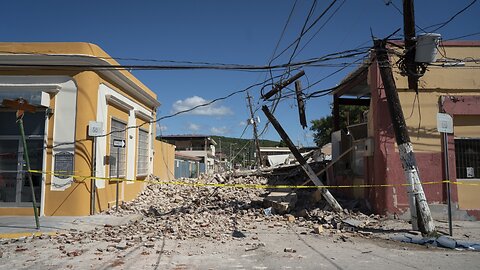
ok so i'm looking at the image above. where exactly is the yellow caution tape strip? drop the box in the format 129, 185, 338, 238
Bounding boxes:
29, 170, 480, 189
0, 231, 58, 239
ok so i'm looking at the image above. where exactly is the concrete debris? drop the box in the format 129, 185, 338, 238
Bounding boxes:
285, 214, 295, 222
313, 225, 324, 234
263, 192, 297, 214
10, 174, 388, 250
66, 249, 83, 257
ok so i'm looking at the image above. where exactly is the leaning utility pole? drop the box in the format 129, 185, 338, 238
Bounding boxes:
262, 105, 343, 212
374, 39, 435, 235
246, 92, 263, 167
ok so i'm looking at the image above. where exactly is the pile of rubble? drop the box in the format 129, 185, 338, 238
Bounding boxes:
98, 174, 385, 241
5, 174, 386, 253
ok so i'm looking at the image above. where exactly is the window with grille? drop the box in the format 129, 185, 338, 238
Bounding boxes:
137, 129, 149, 175
109, 119, 126, 177
455, 139, 480, 179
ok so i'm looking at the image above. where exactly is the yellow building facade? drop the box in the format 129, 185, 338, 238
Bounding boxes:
0, 42, 175, 216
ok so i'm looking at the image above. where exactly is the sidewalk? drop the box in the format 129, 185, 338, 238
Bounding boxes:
0, 214, 143, 239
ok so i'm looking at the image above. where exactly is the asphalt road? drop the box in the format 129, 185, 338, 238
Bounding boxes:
1, 222, 479, 270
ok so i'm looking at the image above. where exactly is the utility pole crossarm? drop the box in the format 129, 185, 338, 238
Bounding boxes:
262, 70, 305, 100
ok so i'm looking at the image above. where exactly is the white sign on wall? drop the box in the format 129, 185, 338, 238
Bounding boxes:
437, 113, 453, 134
88, 121, 103, 137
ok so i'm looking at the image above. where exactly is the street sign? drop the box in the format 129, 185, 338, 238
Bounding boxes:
88, 121, 103, 137
437, 113, 453, 134
113, 139, 126, 148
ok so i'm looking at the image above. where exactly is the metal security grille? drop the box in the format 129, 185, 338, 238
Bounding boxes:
109, 119, 126, 177
136, 129, 149, 175
455, 139, 480, 179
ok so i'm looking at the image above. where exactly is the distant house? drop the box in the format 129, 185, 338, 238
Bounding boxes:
159, 135, 217, 174
174, 153, 201, 179
329, 40, 480, 220
0, 42, 174, 216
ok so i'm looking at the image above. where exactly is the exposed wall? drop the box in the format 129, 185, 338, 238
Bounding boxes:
153, 141, 175, 180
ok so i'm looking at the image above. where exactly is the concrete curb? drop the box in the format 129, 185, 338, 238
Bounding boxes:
0, 214, 144, 239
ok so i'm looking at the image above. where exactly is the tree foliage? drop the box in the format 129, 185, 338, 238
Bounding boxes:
310, 105, 368, 147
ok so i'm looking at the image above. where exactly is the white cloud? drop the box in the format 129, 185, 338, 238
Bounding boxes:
210, 126, 229, 135
239, 121, 247, 126
187, 123, 201, 132
171, 96, 233, 116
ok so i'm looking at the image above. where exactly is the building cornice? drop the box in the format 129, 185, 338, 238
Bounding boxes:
0, 54, 161, 109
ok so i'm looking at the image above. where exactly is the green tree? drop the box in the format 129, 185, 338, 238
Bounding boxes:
310, 105, 368, 146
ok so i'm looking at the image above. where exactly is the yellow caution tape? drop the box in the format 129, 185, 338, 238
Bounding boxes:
29, 170, 480, 189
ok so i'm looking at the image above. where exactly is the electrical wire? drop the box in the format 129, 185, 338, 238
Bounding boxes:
382, 0, 429, 34
0, 48, 371, 73
269, 0, 339, 65
287, 0, 318, 67
50, 73, 285, 149
266, 0, 299, 91
425, 0, 478, 32
294, 0, 347, 58
443, 31, 480, 41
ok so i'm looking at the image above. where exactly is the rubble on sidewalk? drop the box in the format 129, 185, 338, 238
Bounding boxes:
7, 173, 390, 249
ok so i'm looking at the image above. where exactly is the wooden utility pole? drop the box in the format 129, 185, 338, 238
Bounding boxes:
374, 39, 435, 235
246, 92, 263, 167
403, 0, 418, 90
262, 105, 343, 212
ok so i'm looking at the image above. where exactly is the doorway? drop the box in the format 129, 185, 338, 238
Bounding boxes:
0, 111, 45, 207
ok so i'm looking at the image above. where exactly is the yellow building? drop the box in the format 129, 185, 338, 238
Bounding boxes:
0, 42, 175, 216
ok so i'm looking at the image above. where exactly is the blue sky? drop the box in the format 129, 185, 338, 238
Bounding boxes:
2, 1, 479, 146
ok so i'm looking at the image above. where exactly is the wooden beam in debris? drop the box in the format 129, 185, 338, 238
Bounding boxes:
262, 70, 305, 100
261, 105, 343, 212
295, 80, 307, 129
301, 145, 355, 186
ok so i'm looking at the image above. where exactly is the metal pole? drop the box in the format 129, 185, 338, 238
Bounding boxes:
116, 147, 119, 212
247, 92, 263, 167
17, 117, 40, 229
443, 131, 453, 236
90, 138, 96, 215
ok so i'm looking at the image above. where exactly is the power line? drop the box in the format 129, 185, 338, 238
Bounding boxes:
294, 0, 347, 58
50, 73, 286, 149
269, 0, 339, 65
269, 0, 299, 65
382, 0, 429, 34
0, 47, 370, 72
287, 0, 318, 66
443, 31, 480, 41
425, 0, 478, 32
0, 50, 248, 67
265, 0, 299, 100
